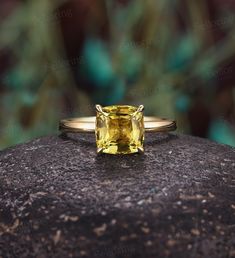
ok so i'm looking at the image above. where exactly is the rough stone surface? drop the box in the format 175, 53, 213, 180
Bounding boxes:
0, 133, 235, 258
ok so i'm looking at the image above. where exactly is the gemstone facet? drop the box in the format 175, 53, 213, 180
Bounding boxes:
95, 105, 144, 154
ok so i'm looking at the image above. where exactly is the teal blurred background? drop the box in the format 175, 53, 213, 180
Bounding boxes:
0, 0, 235, 149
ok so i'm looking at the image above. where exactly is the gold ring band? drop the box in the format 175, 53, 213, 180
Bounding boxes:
59, 105, 177, 154
59, 116, 177, 133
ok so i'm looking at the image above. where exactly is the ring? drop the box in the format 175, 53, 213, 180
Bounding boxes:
59, 105, 177, 155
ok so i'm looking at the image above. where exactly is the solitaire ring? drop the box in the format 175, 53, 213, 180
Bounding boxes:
59, 105, 177, 154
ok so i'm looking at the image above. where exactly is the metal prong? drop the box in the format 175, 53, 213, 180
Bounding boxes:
137, 147, 144, 154
137, 105, 144, 113
95, 104, 103, 113
132, 105, 144, 118
95, 104, 109, 116
97, 148, 104, 154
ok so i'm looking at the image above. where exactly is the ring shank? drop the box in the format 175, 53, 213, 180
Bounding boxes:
59, 116, 176, 133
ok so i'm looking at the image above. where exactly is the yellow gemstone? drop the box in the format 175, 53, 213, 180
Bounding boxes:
95, 105, 144, 154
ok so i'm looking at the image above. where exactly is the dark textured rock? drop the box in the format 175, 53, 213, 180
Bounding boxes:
0, 133, 235, 258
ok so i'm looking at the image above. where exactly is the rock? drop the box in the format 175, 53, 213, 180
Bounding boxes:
0, 133, 235, 258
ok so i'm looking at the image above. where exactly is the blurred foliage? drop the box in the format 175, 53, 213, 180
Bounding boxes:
0, 0, 235, 149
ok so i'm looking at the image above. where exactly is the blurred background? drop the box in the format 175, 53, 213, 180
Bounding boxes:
0, 0, 235, 150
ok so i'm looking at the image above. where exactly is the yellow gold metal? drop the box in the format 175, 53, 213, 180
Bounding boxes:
97, 147, 104, 154
59, 105, 177, 154
95, 104, 108, 116
137, 105, 144, 112
137, 147, 144, 154
59, 116, 176, 133
95, 104, 103, 113
132, 105, 144, 118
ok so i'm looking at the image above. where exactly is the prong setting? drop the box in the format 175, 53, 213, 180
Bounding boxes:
95, 104, 103, 113
96, 105, 144, 154
138, 147, 144, 154
132, 105, 144, 118
137, 105, 144, 113
97, 147, 104, 154
95, 104, 108, 116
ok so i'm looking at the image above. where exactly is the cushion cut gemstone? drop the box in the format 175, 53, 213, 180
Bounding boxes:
95, 105, 144, 154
